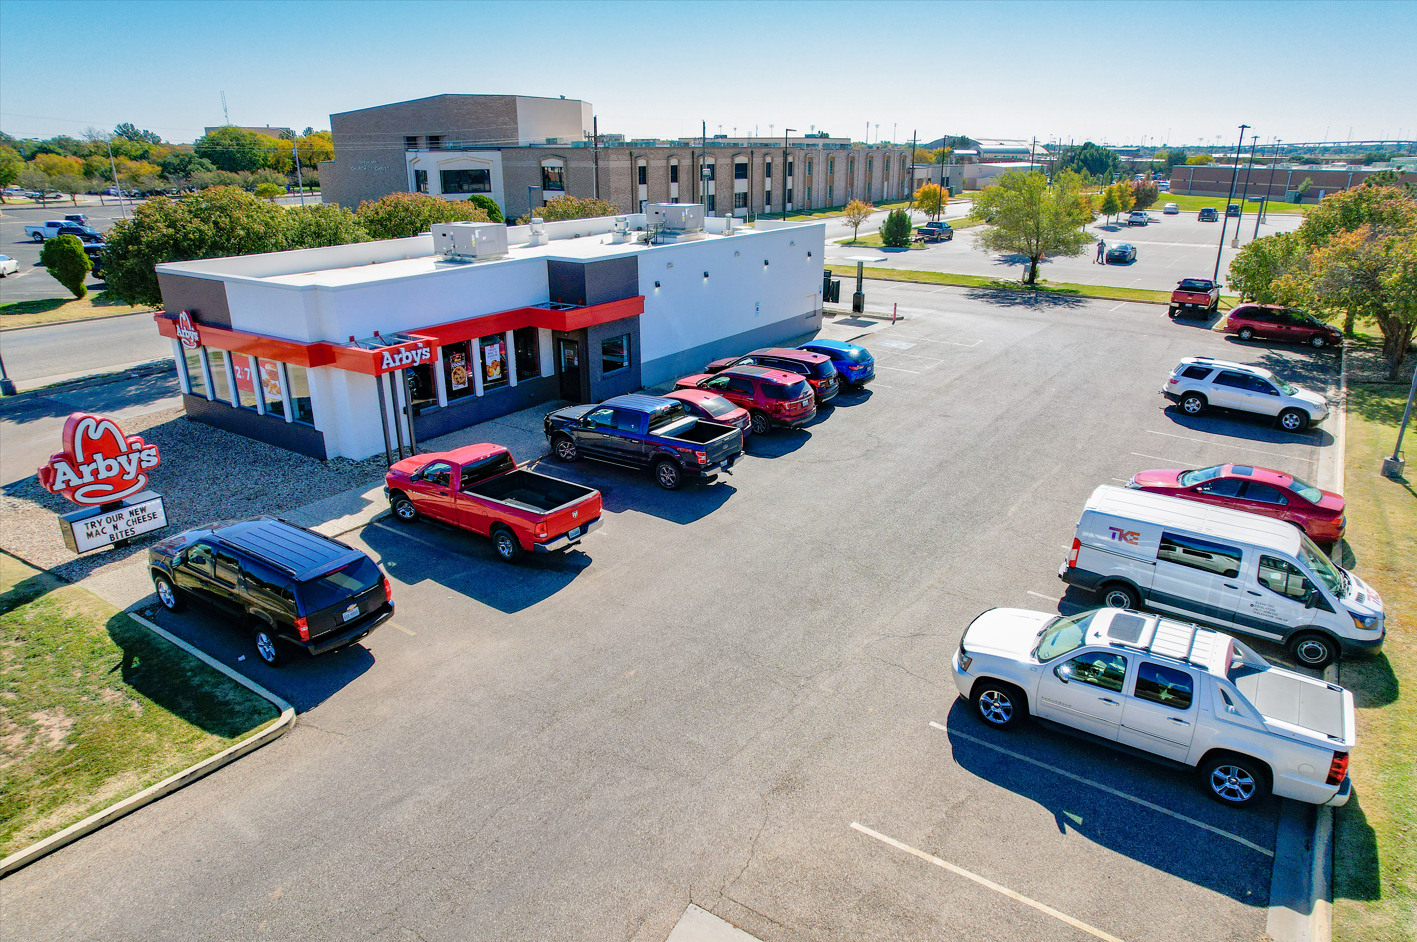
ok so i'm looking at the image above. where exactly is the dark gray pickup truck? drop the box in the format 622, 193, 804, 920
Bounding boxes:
544, 393, 743, 490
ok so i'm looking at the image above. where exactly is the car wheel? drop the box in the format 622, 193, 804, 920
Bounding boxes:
973, 682, 1026, 730
1279, 409, 1309, 433
1288, 631, 1338, 669
1238, 327, 1255, 341
491, 526, 523, 563
33, 233, 45, 242
253, 626, 281, 667
1200, 753, 1270, 808
552, 435, 578, 462
1310, 335, 1327, 349
1180, 393, 1206, 416
1100, 582, 1140, 610
750, 410, 772, 436
654, 459, 682, 491
390, 494, 417, 523
153, 574, 185, 612
1167, 306, 1178, 318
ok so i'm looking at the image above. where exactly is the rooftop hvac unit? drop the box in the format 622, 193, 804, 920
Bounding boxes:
431, 221, 508, 261
647, 203, 704, 232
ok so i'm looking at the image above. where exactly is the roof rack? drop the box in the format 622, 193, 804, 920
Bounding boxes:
1105, 614, 1222, 670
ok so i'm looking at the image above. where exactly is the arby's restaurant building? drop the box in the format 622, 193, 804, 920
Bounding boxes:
152, 211, 825, 461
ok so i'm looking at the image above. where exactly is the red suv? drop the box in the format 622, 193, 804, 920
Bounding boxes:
1225, 304, 1343, 350
675, 365, 816, 435
1128, 463, 1346, 546
705, 348, 839, 403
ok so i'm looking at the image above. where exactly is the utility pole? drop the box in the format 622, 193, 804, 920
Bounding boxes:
592, 115, 600, 199
783, 128, 795, 219
291, 134, 305, 208
908, 130, 917, 212
1382, 364, 1417, 478
1213, 124, 1248, 283
701, 120, 708, 214
107, 138, 126, 220
1232, 134, 1258, 247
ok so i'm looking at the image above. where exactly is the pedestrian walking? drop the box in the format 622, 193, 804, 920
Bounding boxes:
1095, 240, 1105, 264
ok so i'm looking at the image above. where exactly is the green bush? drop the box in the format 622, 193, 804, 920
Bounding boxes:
253, 182, 284, 201
355, 192, 490, 239
880, 208, 912, 248
465, 194, 504, 223
39, 234, 91, 299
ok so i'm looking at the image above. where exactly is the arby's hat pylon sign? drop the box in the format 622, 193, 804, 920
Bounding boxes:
38, 413, 162, 506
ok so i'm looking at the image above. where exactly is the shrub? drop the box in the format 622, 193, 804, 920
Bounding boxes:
879, 208, 912, 247
39, 234, 92, 299
516, 194, 622, 224
254, 182, 284, 201
355, 192, 490, 239
465, 194, 503, 223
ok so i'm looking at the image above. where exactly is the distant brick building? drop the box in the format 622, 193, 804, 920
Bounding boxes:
1170, 163, 1417, 202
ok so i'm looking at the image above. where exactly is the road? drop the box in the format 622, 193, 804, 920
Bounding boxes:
822, 203, 1305, 292
0, 284, 1342, 942
0, 312, 172, 389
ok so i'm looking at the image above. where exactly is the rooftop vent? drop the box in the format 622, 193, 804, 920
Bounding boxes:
432, 221, 508, 262
646, 203, 706, 244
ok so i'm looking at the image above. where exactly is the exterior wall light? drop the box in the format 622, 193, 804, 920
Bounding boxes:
703, 271, 709, 279
654, 280, 660, 288
764, 260, 769, 266
807, 251, 812, 258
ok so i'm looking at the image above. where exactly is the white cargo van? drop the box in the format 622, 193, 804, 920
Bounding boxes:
1059, 486, 1384, 668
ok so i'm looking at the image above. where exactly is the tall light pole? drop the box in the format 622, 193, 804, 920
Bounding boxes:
1213, 124, 1248, 283
1232, 134, 1258, 248
782, 128, 796, 219
106, 138, 126, 219
291, 134, 305, 208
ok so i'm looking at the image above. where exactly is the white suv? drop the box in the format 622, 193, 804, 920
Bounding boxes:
1161, 357, 1328, 432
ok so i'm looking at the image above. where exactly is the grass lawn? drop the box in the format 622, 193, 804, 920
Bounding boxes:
1152, 191, 1313, 217
0, 554, 279, 858
782, 199, 913, 222
1331, 380, 1417, 941
0, 291, 155, 330
826, 263, 1243, 309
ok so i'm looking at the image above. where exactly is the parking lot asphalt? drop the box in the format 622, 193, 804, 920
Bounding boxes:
823, 207, 1306, 293
0, 284, 1338, 942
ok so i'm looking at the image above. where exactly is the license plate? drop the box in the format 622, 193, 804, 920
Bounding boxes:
342, 603, 360, 623
567, 526, 581, 539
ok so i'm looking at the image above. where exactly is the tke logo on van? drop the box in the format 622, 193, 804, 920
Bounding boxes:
379, 345, 431, 370
38, 413, 162, 506
1108, 527, 1141, 545
175, 310, 201, 349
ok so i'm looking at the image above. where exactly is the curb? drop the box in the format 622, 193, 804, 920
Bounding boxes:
0, 309, 156, 334
0, 358, 174, 411
0, 612, 295, 878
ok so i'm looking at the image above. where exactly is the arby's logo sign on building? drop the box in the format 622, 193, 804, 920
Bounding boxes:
175, 310, 201, 348
379, 343, 431, 371
38, 413, 162, 506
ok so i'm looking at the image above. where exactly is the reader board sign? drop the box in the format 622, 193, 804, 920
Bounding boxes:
58, 491, 168, 554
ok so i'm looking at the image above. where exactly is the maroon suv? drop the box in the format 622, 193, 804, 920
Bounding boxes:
675, 365, 816, 435
704, 348, 839, 403
1225, 304, 1343, 350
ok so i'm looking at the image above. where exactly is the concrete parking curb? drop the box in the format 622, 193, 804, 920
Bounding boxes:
0, 358, 174, 411
0, 612, 295, 879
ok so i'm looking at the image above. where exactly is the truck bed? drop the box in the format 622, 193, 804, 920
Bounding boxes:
466, 469, 596, 514
660, 418, 736, 445
1231, 666, 1346, 739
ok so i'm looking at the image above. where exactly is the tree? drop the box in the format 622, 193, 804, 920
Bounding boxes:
841, 199, 874, 244
0, 146, 22, 200
191, 169, 248, 190
114, 123, 163, 145
53, 173, 86, 205
969, 170, 1093, 285
357, 191, 491, 239
39, 234, 92, 299
18, 168, 49, 195
1161, 149, 1188, 170
1227, 232, 1305, 303
1130, 179, 1159, 210
254, 182, 285, 201
296, 130, 334, 167
1059, 142, 1120, 179
33, 153, 83, 178
160, 151, 216, 180
465, 193, 504, 223
1098, 188, 1121, 223
913, 182, 947, 221
514, 193, 621, 224
1185, 154, 1214, 165
102, 186, 293, 304
194, 126, 273, 173
285, 204, 371, 248
880, 208, 912, 247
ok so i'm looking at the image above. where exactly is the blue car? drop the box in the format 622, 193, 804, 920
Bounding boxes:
797, 339, 875, 389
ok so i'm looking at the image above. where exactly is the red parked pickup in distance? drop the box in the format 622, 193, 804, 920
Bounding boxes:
384, 443, 601, 563
1169, 278, 1221, 318
1128, 463, 1345, 546
704, 348, 840, 403
661, 388, 753, 436
675, 365, 816, 435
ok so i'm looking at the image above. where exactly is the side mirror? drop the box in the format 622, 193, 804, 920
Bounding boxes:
1305, 593, 1321, 610
173, 550, 185, 567
1054, 663, 1073, 684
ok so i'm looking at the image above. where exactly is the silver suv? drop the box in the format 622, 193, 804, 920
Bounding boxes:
1161, 357, 1328, 432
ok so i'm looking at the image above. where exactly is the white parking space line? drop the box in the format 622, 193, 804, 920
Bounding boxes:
1111, 478, 1130, 483
930, 723, 1274, 857
1027, 591, 1060, 602
885, 335, 984, 348
1130, 452, 1194, 464
387, 622, 416, 636
369, 519, 446, 551
885, 351, 948, 362
851, 822, 1128, 942
1146, 430, 1318, 463
875, 365, 921, 374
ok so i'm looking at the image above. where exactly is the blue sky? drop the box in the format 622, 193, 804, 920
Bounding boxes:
2, 0, 1413, 148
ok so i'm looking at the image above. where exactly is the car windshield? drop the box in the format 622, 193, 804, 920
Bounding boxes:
1287, 475, 1324, 504
1276, 379, 1298, 395
1034, 610, 1100, 662
647, 403, 688, 430
1298, 534, 1346, 597
1178, 465, 1225, 486
298, 557, 383, 613
1178, 279, 1213, 290
696, 396, 737, 418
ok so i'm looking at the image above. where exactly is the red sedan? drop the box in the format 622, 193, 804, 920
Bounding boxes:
1128, 463, 1345, 545
661, 388, 752, 437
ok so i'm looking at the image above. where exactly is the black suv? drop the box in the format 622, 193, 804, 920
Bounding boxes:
148, 517, 393, 666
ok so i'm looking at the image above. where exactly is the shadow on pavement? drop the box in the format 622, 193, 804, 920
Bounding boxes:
1, 369, 180, 427
941, 698, 1277, 907
523, 457, 737, 525
962, 288, 1090, 310
745, 428, 812, 458
830, 388, 875, 407
1161, 406, 1336, 448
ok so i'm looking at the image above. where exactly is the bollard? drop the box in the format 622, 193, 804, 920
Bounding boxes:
893, 303, 898, 324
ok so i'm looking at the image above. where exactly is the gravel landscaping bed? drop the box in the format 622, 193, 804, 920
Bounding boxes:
0, 408, 388, 585
1348, 340, 1415, 385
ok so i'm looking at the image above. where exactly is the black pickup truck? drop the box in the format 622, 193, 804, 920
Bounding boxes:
544, 393, 743, 490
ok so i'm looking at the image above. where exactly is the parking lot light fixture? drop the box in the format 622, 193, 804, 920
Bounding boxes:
843, 254, 886, 313
1213, 124, 1248, 283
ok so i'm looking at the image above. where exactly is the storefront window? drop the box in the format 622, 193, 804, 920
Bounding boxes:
206, 348, 234, 404
257, 359, 285, 419
181, 347, 207, 397
480, 334, 508, 389
442, 341, 474, 401
406, 363, 436, 413
514, 327, 541, 379
441, 168, 490, 194
602, 334, 629, 375
232, 355, 259, 411
286, 364, 314, 425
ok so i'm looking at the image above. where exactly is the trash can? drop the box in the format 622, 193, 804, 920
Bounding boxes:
829, 279, 841, 303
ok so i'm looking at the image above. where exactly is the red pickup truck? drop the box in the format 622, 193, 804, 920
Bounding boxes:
1168, 278, 1221, 318
384, 444, 601, 563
